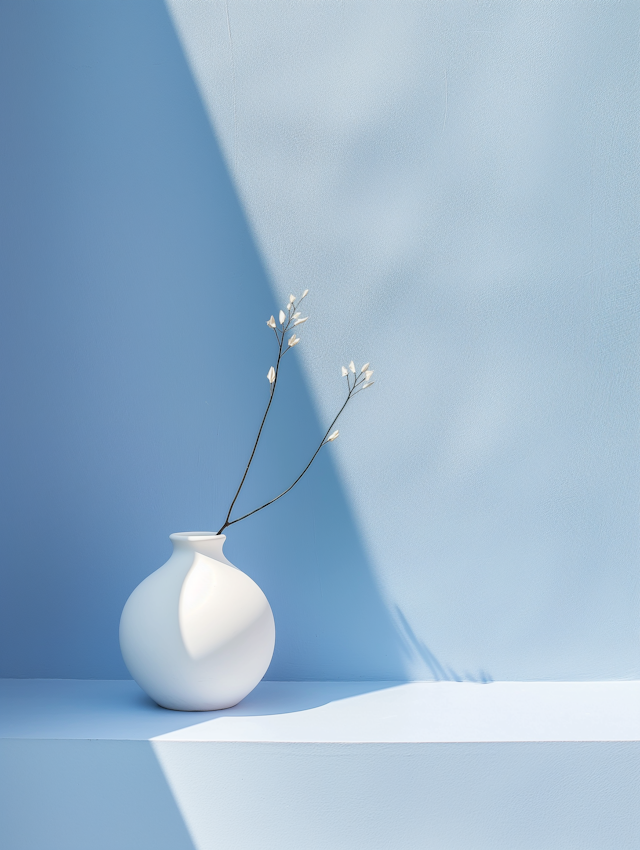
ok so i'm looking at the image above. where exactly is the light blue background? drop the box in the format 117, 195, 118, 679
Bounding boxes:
1, 0, 638, 682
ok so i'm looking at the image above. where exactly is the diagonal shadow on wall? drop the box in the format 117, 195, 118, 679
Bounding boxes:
0, 0, 410, 681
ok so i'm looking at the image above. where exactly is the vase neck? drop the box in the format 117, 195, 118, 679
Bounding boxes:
169, 532, 230, 563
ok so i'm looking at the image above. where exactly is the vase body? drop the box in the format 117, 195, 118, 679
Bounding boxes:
119, 532, 275, 711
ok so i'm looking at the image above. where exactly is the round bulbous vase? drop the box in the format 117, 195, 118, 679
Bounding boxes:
119, 532, 275, 711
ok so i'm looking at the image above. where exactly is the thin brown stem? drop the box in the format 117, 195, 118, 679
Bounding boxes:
217, 298, 306, 534
217, 334, 284, 533
217, 291, 357, 534
222, 386, 354, 530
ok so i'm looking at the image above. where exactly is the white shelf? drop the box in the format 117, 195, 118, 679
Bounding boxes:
2, 680, 639, 850
1, 678, 639, 742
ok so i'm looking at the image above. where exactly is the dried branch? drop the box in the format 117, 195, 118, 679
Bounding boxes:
217, 291, 373, 533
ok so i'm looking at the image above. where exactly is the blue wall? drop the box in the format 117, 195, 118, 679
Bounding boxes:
1, 0, 638, 682
169, 0, 640, 682
0, 0, 407, 679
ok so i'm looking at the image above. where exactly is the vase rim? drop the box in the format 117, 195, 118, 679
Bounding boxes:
170, 532, 226, 542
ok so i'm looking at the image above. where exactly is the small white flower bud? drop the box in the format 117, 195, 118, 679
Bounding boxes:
293, 317, 308, 326
365, 370, 374, 381
267, 366, 276, 384
362, 381, 374, 390
279, 310, 286, 325
360, 363, 370, 373
288, 294, 296, 304
349, 361, 356, 373
301, 289, 309, 298
341, 366, 349, 377
326, 430, 339, 442
267, 316, 276, 329
288, 334, 300, 347
293, 312, 301, 319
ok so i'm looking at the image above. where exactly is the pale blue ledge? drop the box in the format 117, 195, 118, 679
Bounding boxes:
2, 679, 639, 850
1, 678, 639, 742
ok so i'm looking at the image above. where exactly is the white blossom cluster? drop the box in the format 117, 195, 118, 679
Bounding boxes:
341, 360, 374, 390
264, 290, 373, 445
266, 289, 309, 383
326, 361, 374, 444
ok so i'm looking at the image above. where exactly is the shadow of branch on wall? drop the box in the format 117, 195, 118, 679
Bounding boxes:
395, 607, 492, 683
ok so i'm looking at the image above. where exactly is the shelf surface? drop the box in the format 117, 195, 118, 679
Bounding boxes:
2, 678, 639, 742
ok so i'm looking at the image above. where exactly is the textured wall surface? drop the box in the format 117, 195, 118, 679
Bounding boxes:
1, 0, 638, 681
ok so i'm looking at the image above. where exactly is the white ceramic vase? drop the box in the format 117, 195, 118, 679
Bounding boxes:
119, 532, 275, 711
